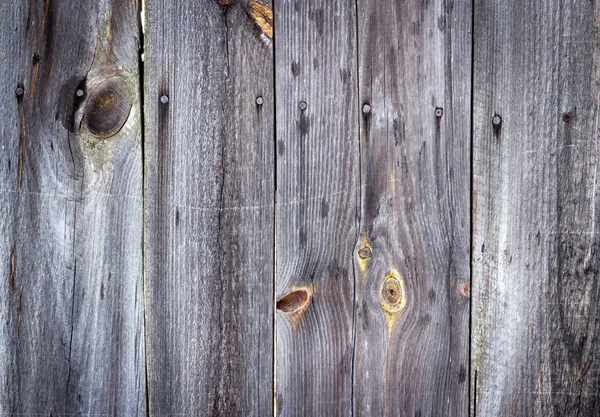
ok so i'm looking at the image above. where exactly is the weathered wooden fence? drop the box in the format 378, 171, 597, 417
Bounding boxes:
1, 0, 598, 415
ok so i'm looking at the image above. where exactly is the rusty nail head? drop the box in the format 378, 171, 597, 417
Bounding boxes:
299, 101, 307, 111
362, 103, 371, 114
435, 107, 443, 118
76, 89, 85, 97
160, 95, 169, 104
256, 96, 264, 105
15, 87, 24, 96
563, 112, 571, 122
492, 115, 502, 126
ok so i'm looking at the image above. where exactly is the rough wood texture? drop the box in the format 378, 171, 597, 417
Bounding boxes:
354, 0, 472, 415
143, 0, 274, 415
472, 1, 600, 415
274, 1, 359, 415
0, 0, 145, 415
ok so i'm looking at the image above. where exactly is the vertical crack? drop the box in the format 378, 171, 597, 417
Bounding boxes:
469, 0, 476, 414
137, 0, 150, 416
65, 202, 78, 408
272, 1, 278, 415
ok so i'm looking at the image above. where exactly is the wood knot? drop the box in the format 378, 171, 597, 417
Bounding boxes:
277, 288, 310, 314
460, 282, 470, 297
382, 278, 402, 306
247, 0, 273, 39
381, 268, 407, 335
83, 77, 132, 138
358, 244, 372, 260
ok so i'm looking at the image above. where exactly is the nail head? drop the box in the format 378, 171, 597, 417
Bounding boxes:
562, 112, 571, 123
492, 115, 502, 126
299, 101, 307, 111
76, 89, 85, 97
256, 96, 264, 105
160, 95, 169, 104
15, 87, 24, 96
435, 107, 443, 118
362, 103, 371, 114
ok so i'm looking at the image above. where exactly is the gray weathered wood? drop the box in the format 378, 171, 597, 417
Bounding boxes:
0, 0, 146, 415
472, 1, 600, 415
274, 1, 359, 415
354, 0, 472, 415
143, 0, 274, 415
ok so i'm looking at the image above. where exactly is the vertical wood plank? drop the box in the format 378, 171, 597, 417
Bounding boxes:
274, 1, 359, 415
143, 0, 274, 415
0, 0, 145, 415
473, 1, 600, 415
354, 0, 471, 415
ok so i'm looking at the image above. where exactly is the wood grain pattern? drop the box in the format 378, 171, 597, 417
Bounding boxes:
354, 0, 471, 415
274, 1, 359, 415
472, 0, 600, 415
0, 0, 145, 415
143, 0, 274, 415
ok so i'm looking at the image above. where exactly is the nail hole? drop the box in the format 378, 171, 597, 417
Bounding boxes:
277, 288, 310, 314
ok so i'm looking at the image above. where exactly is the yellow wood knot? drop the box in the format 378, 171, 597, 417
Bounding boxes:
247, 0, 273, 39
277, 287, 312, 330
358, 243, 372, 260
380, 268, 406, 335
357, 236, 372, 280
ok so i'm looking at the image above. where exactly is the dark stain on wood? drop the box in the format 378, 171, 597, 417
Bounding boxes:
58, 75, 87, 133
291, 61, 300, 77
9, 248, 16, 293
277, 288, 310, 314
83, 77, 132, 138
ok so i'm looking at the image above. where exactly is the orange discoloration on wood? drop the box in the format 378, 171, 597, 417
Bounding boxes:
247, 0, 273, 39
277, 286, 312, 330
460, 282, 470, 297
28, 0, 51, 101
380, 268, 406, 336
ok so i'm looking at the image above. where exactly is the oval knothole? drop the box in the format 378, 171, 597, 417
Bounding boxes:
277, 288, 310, 314
83, 77, 132, 139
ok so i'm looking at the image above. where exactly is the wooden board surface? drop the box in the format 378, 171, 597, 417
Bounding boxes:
0, 0, 145, 415
143, 0, 274, 415
354, 0, 472, 415
472, 0, 600, 415
2, 0, 600, 415
274, 0, 359, 415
